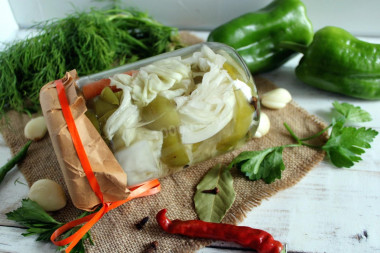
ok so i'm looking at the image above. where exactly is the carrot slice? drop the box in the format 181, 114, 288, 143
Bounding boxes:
124, 70, 139, 76
82, 70, 138, 100
82, 79, 121, 100
82, 78, 111, 100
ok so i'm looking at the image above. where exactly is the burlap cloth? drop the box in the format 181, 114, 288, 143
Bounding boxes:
0, 75, 328, 252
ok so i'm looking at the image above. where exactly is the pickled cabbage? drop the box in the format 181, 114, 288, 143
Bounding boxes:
87, 45, 256, 185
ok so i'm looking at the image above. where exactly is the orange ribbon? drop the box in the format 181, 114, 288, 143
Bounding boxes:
51, 79, 161, 252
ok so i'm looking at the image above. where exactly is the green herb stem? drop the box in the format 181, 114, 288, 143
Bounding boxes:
298, 142, 323, 149
283, 122, 324, 149
300, 124, 332, 141
283, 122, 302, 145
282, 143, 302, 149
0, 140, 32, 184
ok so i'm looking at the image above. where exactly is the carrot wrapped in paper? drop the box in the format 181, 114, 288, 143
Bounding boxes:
40, 70, 129, 211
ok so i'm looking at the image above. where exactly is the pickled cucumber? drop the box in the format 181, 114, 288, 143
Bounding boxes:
87, 87, 121, 137
223, 62, 240, 80
141, 95, 190, 166
216, 89, 255, 151
161, 131, 189, 167
98, 108, 117, 127
141, 95, 180, 131
111, 129, 126, 152
85, 110, 101, 133
100, 86, 119, 105
94, 98, 118, 118
114, 91, 123, 102
224, 60, 257, 94
221, 53, 246, 81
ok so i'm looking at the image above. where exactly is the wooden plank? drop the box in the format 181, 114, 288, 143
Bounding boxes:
239, 163, 380, 253
0, 225, 57, 253
0, 137, 29, 227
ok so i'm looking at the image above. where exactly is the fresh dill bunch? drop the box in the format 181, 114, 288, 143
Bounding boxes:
0, 8, 181, 115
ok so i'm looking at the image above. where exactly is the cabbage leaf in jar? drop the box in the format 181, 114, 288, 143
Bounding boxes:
85, 44, 258, 185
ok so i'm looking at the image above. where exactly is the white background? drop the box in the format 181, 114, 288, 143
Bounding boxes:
1, 0, 380, 44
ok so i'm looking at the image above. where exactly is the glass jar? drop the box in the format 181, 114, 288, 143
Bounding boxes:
77, 42, 260, 185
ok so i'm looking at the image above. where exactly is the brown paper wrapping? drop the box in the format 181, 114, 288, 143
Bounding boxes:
39, 70, 129, 211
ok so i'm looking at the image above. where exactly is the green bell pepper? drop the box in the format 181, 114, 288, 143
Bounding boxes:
207, 0, 313, 74
281, 26, 380, 100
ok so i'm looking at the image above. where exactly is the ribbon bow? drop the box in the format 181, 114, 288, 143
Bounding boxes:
50, 79, 161, 252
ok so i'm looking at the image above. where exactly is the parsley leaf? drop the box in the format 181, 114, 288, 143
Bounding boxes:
228, 147, 286, 184
322, 120, 378, 168
58, 226, 94, 253
6, 199, 62, 241
333, 101, 372, 123
6, 199, 93, 252
225, 102, 376, 185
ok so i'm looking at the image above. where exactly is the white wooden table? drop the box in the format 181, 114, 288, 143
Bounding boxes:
1, 33, 379, 253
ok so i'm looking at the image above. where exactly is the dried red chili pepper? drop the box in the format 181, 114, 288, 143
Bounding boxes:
156, 209, 283, 253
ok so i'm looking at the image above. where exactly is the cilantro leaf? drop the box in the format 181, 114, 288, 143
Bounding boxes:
228, 147, 285, 183
322, 120, 378, 168
333, 101, 372, 123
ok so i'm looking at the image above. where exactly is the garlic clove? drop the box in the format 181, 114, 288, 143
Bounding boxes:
254, 112, 270, 138
28, 179, 67, 211
261, 88, 292, 109
24, 116, 47, 141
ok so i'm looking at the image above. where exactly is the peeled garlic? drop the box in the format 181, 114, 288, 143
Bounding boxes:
254, 112, 270, 138
261, 88, 292, 109
28, 179, 67, 211
24, 116, 47, 141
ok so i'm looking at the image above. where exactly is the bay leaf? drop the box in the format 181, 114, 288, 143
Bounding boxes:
194, 164, 236, 223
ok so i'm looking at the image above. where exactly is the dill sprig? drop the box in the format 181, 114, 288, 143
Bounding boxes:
0, 8, 182, 115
